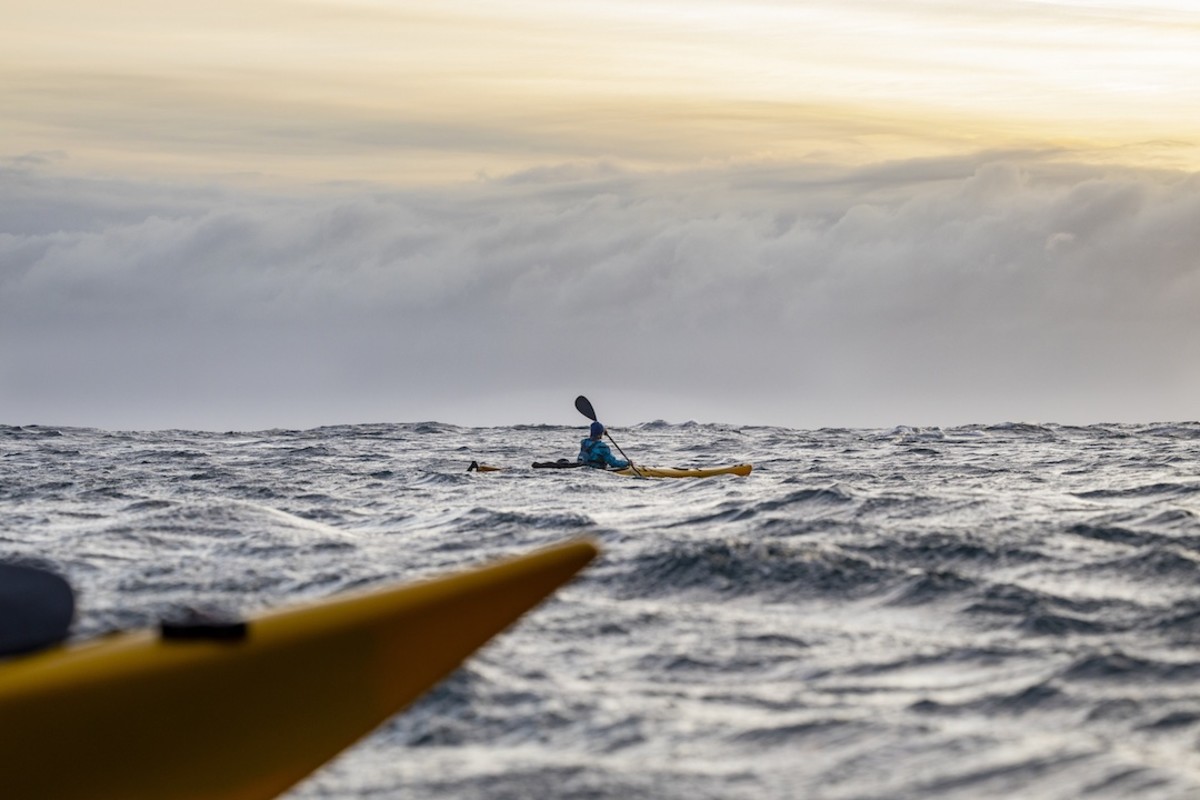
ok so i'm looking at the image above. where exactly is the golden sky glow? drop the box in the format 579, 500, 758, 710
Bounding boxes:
4, 0, 1200, 182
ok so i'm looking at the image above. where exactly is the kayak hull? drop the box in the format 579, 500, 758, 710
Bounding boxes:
481, 461, 754, 477
0, 540, 597, 800
613, 463, 752, 478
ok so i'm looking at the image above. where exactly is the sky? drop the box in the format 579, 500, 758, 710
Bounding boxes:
2, 0, 1199, 430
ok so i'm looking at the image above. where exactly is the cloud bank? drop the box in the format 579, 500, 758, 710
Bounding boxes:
2, 153, 1198, 430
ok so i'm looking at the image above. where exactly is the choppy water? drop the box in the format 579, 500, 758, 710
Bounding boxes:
4, 420, 1200, 799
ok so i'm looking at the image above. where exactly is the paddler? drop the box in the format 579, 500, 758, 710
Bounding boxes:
578, 421, 630, 469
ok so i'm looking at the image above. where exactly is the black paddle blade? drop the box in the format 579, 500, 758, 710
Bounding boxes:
0, 563, 75, 656
574, 395, 597, 421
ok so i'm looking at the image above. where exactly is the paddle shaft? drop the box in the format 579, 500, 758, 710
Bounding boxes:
603, 434, 638, 471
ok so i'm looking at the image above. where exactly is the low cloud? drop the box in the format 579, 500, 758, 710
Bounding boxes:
2, 153, 1198, 430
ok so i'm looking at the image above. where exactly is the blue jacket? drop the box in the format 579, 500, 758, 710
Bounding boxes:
578, 437, 629, 469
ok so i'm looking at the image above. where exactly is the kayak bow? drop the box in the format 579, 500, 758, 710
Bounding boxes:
0, 539, 598, 800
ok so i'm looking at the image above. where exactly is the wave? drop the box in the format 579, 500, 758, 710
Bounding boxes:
856, 530, 1040, 571
384, 664, 596, 753
1071, 515, 1200, 549
412, 472, 473, 487
1148, 599, 1200, 640
0, 425, 65, 438
128, 448, 209, 461
388, 422, 464, 435
1143, 423, 1200, 440
1143, 508, 1199, 529
622, 538, 896, 600
121, 499, 174, 513
666, 486, 856, 529
880, 425, 946, 443
454, 507, 595, 532
1067, 523, 1153, 546
1059, 650, 1200, 682
963, 582, 1133, 635
882, 569, 977, 606
111, 499, 358, 544
636, 419, 713, 430
1073, 482, 1198, 500
1058, 424, 1134, 439
1091, 547, 1200, 583
983, 421, 1059, 435
729, 718, 866, 747
974, 680, 1069, 715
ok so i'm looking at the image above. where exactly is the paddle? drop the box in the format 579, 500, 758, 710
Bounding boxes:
574, 395, 643, 476
0, 563, 75, 656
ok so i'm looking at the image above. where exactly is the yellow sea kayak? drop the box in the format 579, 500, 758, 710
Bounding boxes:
0, 539, 598, 800
613, 463, 753, 478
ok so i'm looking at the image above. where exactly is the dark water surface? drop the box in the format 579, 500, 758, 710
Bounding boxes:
3, 421, 1200, 798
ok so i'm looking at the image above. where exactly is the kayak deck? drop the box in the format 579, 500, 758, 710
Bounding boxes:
476, 461, 754, 478
612, 463, 752, 478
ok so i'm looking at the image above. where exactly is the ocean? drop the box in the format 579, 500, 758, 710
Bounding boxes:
3, 420, 1200, 799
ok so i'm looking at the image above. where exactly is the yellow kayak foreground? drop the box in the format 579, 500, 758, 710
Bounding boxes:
0, 539, 598, 800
